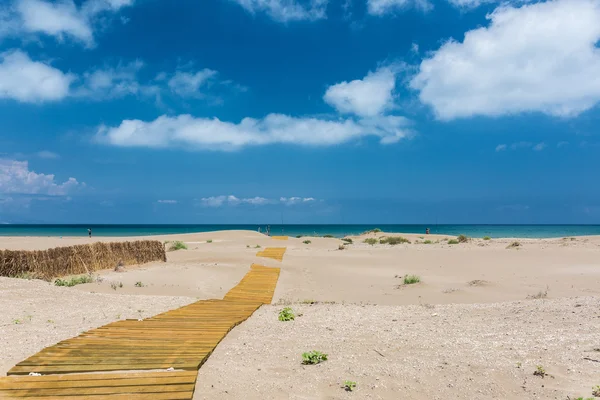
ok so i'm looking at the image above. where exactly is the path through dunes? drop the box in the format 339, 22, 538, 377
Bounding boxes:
0, 247, 285, 399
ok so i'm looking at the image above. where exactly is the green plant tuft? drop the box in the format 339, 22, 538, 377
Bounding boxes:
135, 281, 144, 287
363, 238, 378, 245
447, 239, 459, 245
533, 365, 547, 378
341, 238, 353, 244
54, 275, 94, 287
363, 228, 382, 234
457, 234, 469, 243
380, 236, 411, 245
403, 275, 421, 285
278, 307, 295, 322
343, 381, 357, 392
169, 241, 188, 251
303, 240, 312, 244
323, 234, 335, 238
302, 351, 328, 365
296, 235, 303, 238
507, 241, 521, 249
423, 240, 433, 244
483, 236, 491, 240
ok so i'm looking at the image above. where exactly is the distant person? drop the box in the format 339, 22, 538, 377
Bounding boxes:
88, 228, 92, 238
425, 228, 430, 235
258, 227, 262, 234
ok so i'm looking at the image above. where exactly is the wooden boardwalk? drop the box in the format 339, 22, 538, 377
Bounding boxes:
270, 236, 288, 241
256, 247, 286, 262
0, 259, 283, 399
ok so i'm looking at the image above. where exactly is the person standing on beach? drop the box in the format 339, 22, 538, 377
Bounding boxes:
88, 228, 92, 238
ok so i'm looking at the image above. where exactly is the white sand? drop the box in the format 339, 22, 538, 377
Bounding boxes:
1, 230, 599, 398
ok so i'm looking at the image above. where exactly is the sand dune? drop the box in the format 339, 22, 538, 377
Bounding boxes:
1, 230, 599, 398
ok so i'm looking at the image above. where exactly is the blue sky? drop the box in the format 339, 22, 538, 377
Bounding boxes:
0, 0, 599, 224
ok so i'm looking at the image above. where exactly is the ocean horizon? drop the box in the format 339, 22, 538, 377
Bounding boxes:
1, 224, 600, 239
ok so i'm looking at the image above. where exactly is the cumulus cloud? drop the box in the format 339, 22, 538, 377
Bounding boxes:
410, 0, 600, 120
280, 197, 315, 205
0, 159, 82, 195
167, 69, 218, 98
199, 195, 273, 207
3, 0, 134, 46
157, 199, 177, 204
0, 50, 74, 103
96, 113, 411, 150
496, 142, 547, 151
324, 67, 396, 117
495, 144, 507, 152
231, 0, 327, 22
367, 0, 432, 15
532, 142, 546, 151
37, 151, 60, 159
447, 0, 533, 9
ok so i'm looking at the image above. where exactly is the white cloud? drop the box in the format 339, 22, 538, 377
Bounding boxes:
96, 113, 411, 150
410, 0, 600, 120
0, 159, 82, 195
495, 144, 506, 152
557, 141, 569, 148
199, 195, 314, 207
532, 142, 546, 151
157, 199, 177, 204
324, 67, 396, 117
3, 0, 134, 46
280, 197, 315, 205
367, 0, 432, 16
0, 50, 74, 103
199, 195, 272, 207
37, 150, 60, 159
448, 0, 532, 9
168, 69, 218, 98
231, 0, 327, 22
510, 141, 531, 150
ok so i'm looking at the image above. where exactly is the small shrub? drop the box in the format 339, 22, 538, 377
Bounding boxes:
323, 234, 335, 238
363, 228, 382, 234
119, 282, 123, 288
592, 386, 600, 397
338, 244, 346, 250
447, 239, 459, 245
343, 381, 357, 392
278, 307, 295, 321
169, 241, 188, 251
54, 275, 94, 287
380, 236, 410, 245
135, 281, 144, 287
457, 234, 469, 243
363, 238, 378, 245
246, 245, 250, 248
303, 240, 312, 244
302, 351, 328, 365
206, 239, 213, 243
507, 241, 521, 249
296, 235, 302, 238
403, 275, 421, 285
533, 365, 547, 378
527, 289, 548, 299
423, 240, 433, 244
483, 236, 491, 240
342, 238, 353, 244
110, 282, 118, 290
255, 245, 261, 248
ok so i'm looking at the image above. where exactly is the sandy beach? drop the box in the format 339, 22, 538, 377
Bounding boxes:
1, 230, 600, 399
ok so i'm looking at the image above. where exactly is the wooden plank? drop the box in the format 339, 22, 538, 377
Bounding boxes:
0, 392, 193, 400
0, 376, 196, 390
2, 383, 195, 396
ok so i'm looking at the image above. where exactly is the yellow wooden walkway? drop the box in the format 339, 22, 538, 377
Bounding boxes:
256, 247, 286, 261
0, 262, 281, 399
270, 236, 288, 240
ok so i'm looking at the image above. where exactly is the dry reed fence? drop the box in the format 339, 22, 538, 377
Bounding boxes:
0, 241, 166, 281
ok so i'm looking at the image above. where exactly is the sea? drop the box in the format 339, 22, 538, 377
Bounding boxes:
0, 224, 599, 238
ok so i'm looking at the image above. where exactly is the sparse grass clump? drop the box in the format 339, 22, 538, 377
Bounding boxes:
343, 381, 357, 392
483, 236, 491, 240
10, 271, 36, 280
342, 238, 353, 244
338, 244, 346, 250
380, 236, 410, 245
302, 351, 328, 365
363, 228, 382, 234
303, 240, 312, 244
323, 234, 335, 238
592, 385, 600, 397
447, 239, 459, 245
278, 307, 295, 321
135, 281, 144, 287
54, 275, 94, 287
169, 241, 188, 251
507, 241, 521, 249
457, 234, 469, 243
403, 275, 421, 285
527, 288, 548, 299
206, 239, 213, 243
363, 238, 378, 245
255, 245, 261, 248
533, 365, 547, 378
296, 235, 302, 238
423, 240, 433, 244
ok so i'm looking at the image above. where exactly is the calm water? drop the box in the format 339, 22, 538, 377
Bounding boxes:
0, 224, 599, 238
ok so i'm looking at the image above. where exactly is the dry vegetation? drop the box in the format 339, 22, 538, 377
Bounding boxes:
0, 241, 166, 281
